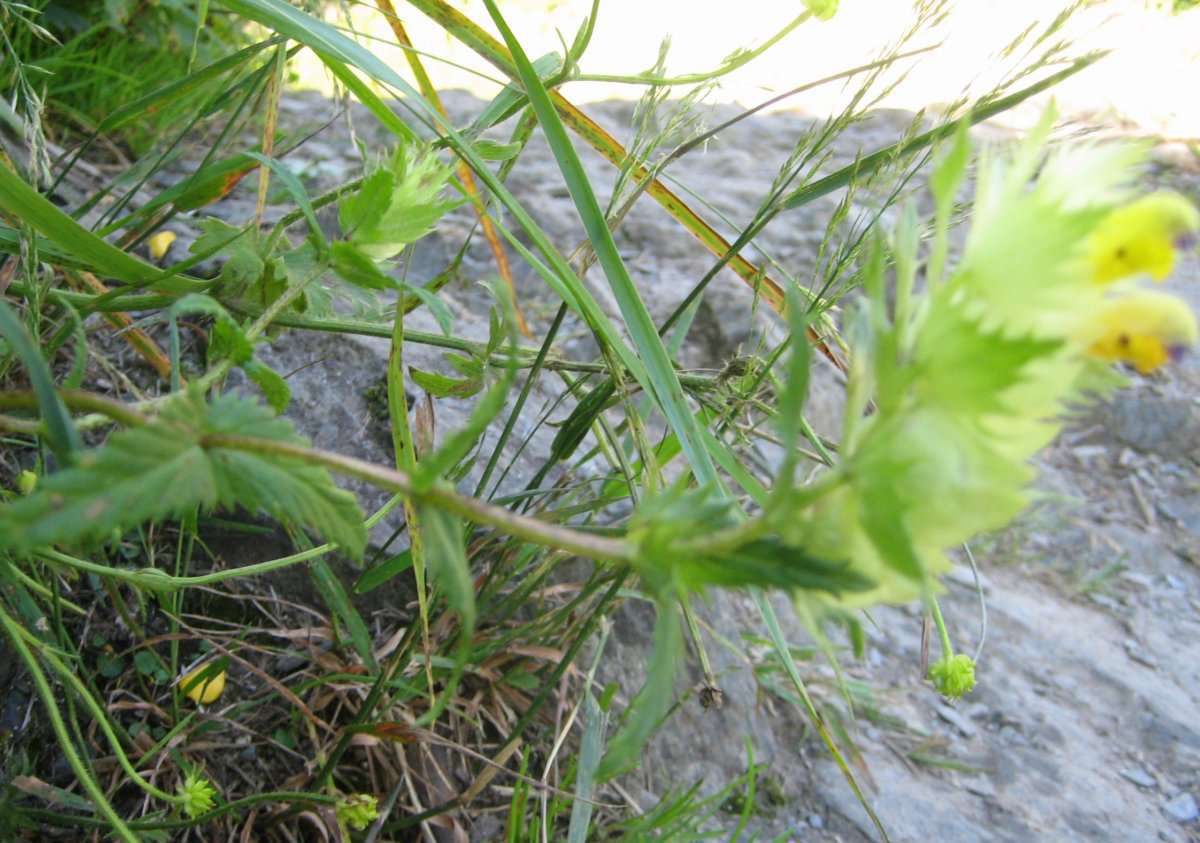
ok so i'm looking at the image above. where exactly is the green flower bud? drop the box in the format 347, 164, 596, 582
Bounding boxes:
337, 793, 379, 831
17, 470, 37, 496
929, 653, 976, 699
178, 771, 217, 818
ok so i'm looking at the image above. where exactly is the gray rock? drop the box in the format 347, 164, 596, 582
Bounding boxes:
1120, 767, 1157, 789
1102, 396, 1200, 459
935, 702, 978, 739
1163, 793, 1198, 823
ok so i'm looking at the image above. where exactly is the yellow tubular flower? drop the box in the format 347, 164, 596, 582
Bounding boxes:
147, 230, 177, 262
1088, 192, 1200, 284
1081, 290, 1199, 374
180, 662, 226, 705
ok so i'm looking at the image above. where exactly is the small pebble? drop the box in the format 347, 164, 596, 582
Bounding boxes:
807, 814, 825, 829
935, 702, 978, 738
1120, 767, 1157, 789
1164, 793, 1198, 823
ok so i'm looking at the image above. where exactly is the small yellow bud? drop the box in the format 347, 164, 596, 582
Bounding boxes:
180, 663, 226, 705
148, 230, 177, 262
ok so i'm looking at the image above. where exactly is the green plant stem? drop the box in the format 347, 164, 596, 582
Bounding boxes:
928, 595, 955, 657
36, 494, 404, 592
0, 602, 140, 843
4, 612, 182, 805
200, 432, 632, 562
20, 791, 341, 831
571, 11, 812, 85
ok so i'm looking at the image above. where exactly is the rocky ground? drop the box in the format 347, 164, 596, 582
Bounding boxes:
17, 86, 1200, 841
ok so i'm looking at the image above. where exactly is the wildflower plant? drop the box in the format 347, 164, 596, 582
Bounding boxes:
0, 0, 1195, 839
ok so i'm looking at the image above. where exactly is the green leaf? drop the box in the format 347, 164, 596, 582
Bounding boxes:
402, 283, 454, 336
343, 142, 460, 262
245, 152, 328, 254
244, 358, 291, 413
0, 163, 204, 294
353, 549, 414, 594
595, 599, 681, 782
310, 558, 376, 669
684, 539, 874, 595
417, 505, 475, 633
551, 380, 614, 463
0, 390, 366, 558
98, 652, 124, 679
338, 169, 394, 236
330, 241, 396, 291
857, 467, 923, 583
410, 367, 481, 399
472, 139, 523, 161
915, 304, 1062, 414
0, 299, 81, 465
191, 219, 263, 293
931, 118, 971, 211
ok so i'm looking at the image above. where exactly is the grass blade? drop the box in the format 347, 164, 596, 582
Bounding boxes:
482, 0, 719, 486
0, 298, 81, 465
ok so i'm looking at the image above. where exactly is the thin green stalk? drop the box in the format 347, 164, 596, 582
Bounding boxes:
5, 614, 181, 805
573, 11, 812, 85
386, 259, 436, 714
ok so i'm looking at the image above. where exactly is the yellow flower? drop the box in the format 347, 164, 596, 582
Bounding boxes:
148, 230, 177, 262
180, 662, 226, 705
1081, 289, 1199, 374
1088, 192, 1200, 284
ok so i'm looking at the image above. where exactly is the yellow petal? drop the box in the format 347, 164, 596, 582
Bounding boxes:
1088, 192, 1200, 285
1081, 289, 1198, 373
181, 663, 226, 705
148, 231, 177, 262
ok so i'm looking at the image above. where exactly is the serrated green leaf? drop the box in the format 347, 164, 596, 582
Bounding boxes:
346, 142, 460, 261
410, 367, 482, 399
330, 241, 396, 290
339, 169, 395, 236
0, 391, 365, 557
192, 219, 263, 293
244, 358, 291, 413
915, 303, 1061, 414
